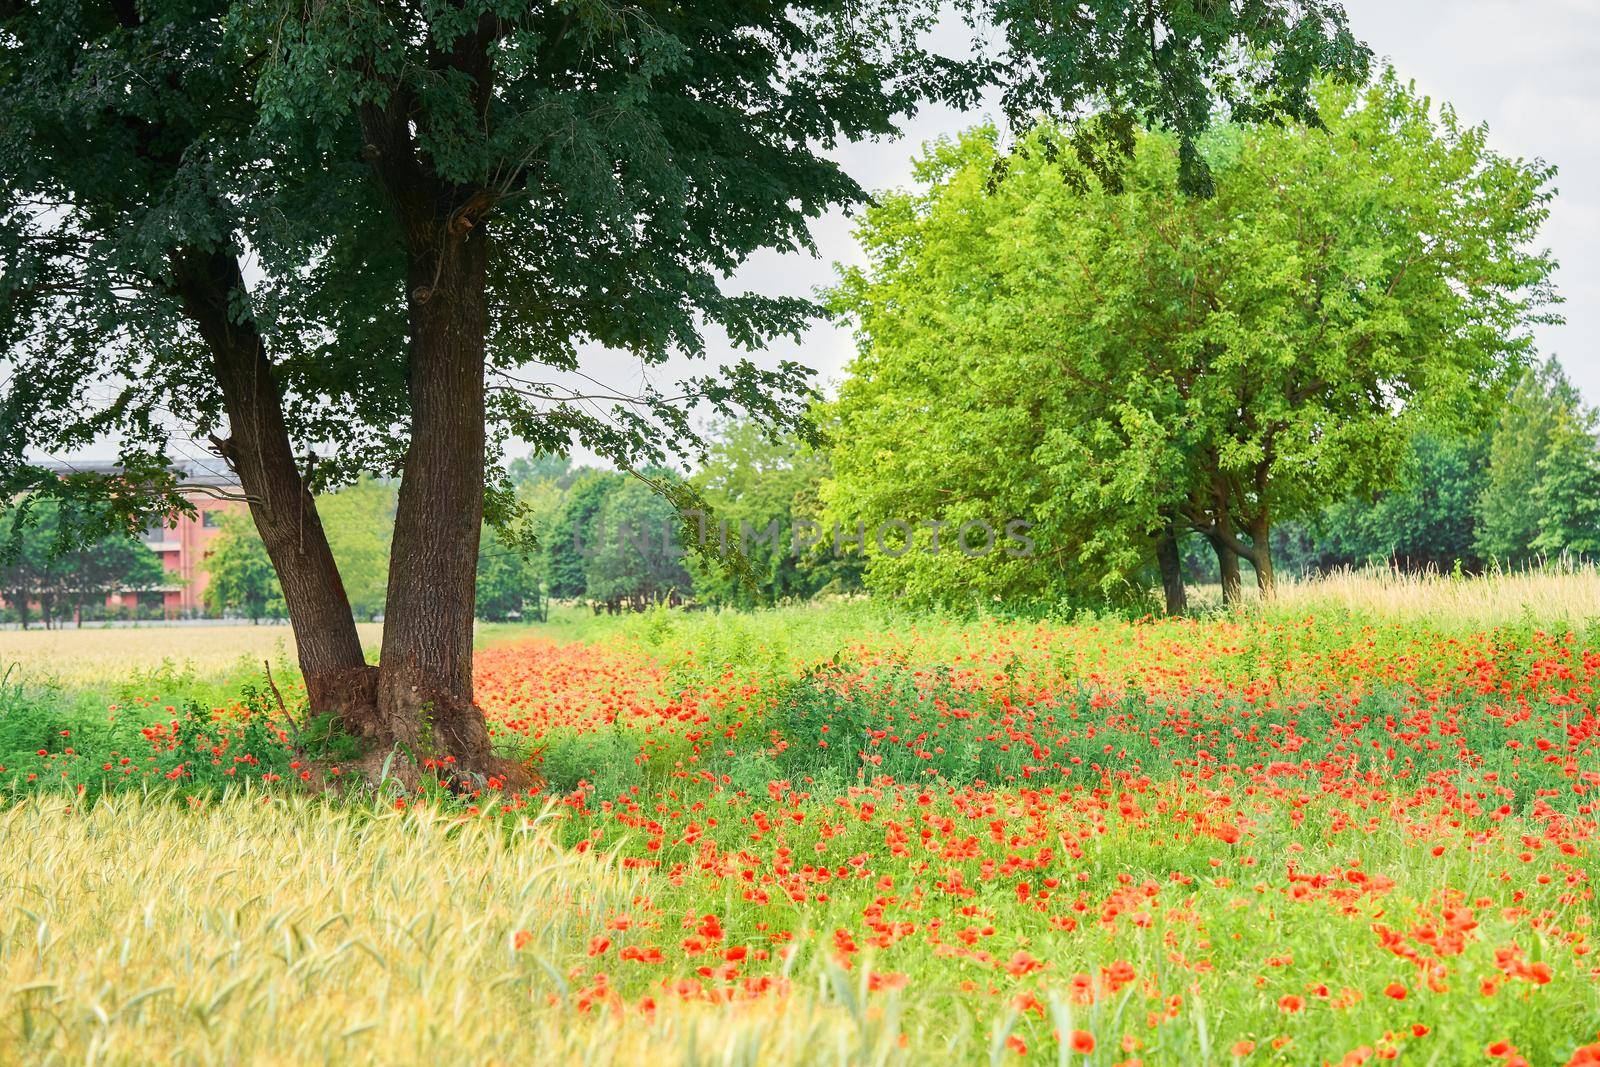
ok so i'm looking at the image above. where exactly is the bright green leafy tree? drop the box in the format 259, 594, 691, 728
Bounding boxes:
202, 514, 284, 624
828, 73, 1556, 611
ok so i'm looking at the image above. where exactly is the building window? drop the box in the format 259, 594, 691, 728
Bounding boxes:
142, 520, 170, 544
201, 510, 223, 528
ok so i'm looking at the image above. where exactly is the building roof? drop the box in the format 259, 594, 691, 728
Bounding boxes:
44, 459, 241, 490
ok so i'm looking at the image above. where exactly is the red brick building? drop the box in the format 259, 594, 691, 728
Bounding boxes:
56, 462, 248, 619
134, 477, 248, 617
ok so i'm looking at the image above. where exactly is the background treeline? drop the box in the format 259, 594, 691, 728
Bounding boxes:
498, 425, 863, 616
0, 500, 165, 627
823, 74, 1564, 613
1269, 358, 1600, 578
11, 353, 1600, 625
0, 479, 404, 628
130, 423, 867, 624
0, 423, 866, 625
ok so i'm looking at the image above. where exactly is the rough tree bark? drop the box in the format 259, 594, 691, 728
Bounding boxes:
169, 247, 375, 715
1210, 510, 1244, 608
1154, 525, 1188, 616
349, 21, 525, 787
358, 228, 509, 783
96, 0, 369, 710
1247, 515, 1276, 599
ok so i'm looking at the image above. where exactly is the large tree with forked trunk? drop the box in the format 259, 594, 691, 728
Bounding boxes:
0, 0, 1368, 782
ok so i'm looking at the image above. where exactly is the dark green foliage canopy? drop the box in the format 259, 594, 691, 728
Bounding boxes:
983, 0, 1369, 193
1, 0, 1371, 535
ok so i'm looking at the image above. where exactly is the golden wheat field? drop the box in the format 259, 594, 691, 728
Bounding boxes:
1264, 562, 1600, 627
0, 794, 892, 1067
0, 623, 385, 685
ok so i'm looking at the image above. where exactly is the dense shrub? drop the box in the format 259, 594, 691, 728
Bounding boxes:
0, 670, 314, 798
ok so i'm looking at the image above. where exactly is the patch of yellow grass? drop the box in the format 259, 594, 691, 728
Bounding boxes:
1262, 561, 1600, 629
0, 794, 894, 1067
0, 624, 383, 686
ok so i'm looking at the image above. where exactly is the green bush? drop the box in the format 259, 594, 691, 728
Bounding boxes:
0, 669, 300, 798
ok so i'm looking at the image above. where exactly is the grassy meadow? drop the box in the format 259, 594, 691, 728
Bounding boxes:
3, 574, 1600, 1065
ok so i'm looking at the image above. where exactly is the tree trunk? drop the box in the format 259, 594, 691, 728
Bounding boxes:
1248, 516, 1276, 599
1154, 526, 1187, 616
169, 248, 375, 717
1212, 511, 1243, 608
365, 230, 513, 785
350, 28, 523, 788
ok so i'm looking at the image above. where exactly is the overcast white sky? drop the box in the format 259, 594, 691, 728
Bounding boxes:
594, 0, 1600, 434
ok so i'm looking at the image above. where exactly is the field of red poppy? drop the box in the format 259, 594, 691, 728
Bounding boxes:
3, 604, 1600, 1064
463, 607, 1600, 1065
